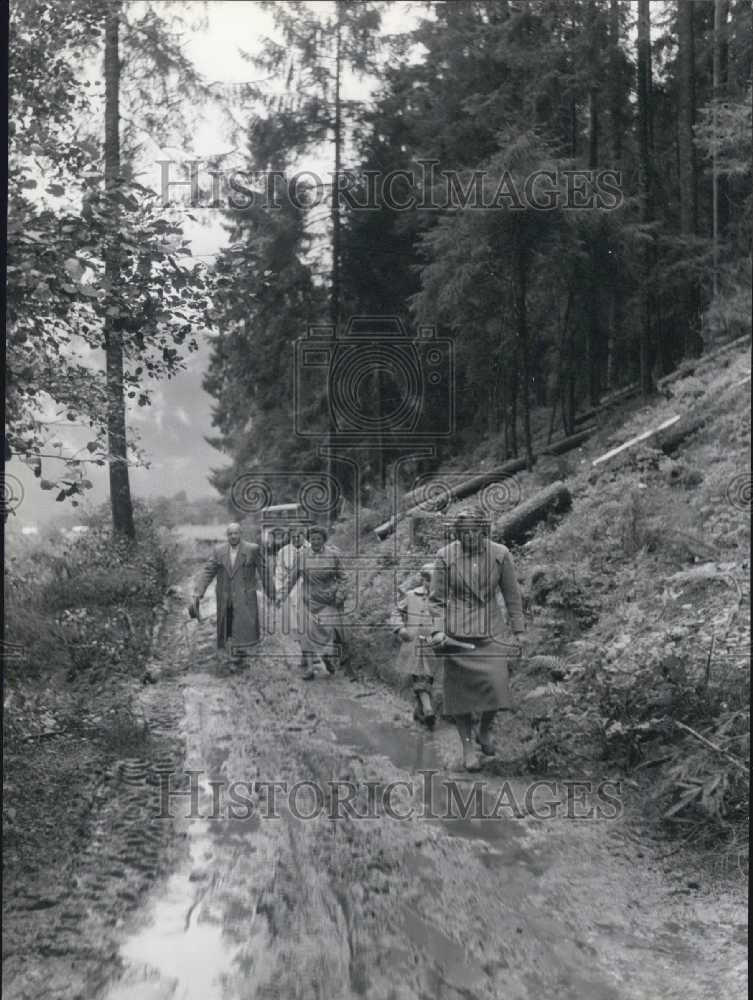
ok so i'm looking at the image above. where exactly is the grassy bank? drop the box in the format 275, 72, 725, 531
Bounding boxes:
329, 344, 750, 873
2, 504, 177, 891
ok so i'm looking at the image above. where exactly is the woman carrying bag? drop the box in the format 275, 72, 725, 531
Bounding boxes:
429, 507, 526, 772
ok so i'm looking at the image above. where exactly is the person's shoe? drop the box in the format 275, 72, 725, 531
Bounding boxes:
301, 669, 316, 681
478, 736, 498, 756
462, 739, 482, 772
417, 691, 436, 728
322, 656, 336, 675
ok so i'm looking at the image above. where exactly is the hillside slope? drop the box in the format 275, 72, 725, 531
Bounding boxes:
335, 340, 751, 870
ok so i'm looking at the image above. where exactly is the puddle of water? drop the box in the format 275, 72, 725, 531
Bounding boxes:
104, 831, 241, 1000
333, 721, 442, 773
102, 775, 272, 1000
329, 693, 548, 873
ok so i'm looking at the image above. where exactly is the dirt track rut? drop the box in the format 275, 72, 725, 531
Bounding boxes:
91, 578, 746, 1000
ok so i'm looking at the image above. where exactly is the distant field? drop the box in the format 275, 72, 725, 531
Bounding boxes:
173, 523, 227, 542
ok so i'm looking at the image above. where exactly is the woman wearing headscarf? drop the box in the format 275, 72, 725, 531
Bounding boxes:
429, 507, 526, 771
279, 524, 349, 680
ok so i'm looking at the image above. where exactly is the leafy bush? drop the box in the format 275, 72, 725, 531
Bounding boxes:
3, 503, 169, 685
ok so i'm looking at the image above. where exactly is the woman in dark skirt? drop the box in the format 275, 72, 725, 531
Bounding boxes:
429, 508, 526, 771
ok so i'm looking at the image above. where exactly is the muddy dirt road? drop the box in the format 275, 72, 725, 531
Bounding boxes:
91, 576, 745, 1000
6, 572, 743, 1000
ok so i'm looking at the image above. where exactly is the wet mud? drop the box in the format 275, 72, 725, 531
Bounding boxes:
5, 580, 747, 1000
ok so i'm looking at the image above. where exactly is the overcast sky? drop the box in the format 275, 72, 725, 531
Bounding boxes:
9, 1, 421, 529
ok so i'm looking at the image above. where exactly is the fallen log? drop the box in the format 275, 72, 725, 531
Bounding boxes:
491, 481, 572, 546
658, 414, 706, 455
574, 383, 641, 426
542, 427, 594, 456
400, 457, 526, 512
591, 415, 681, 466
376, 458, 527, 540
657, 331, 752, 389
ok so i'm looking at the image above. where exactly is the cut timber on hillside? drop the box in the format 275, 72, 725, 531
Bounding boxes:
376, 459, 527, 541
658, 414, 706, 455
542, 428, 594, 456
400, 457, 526, 512
592, 415, 681, 466
656, 332, 752, 389
574, 383, 641, 426
491, 482, 572, 546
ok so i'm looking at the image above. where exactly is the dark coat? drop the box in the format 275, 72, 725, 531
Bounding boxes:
195, 541, 275, 650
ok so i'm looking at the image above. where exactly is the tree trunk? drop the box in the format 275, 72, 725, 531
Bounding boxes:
542, 428, 594, 456
509, 347, 518, 457
659, 414, 706, 455
566, 297, 576, 434
491, 481, 572, 546
105, 2, 135, 538
608, 0, 624, 167
678, 0, 702, 357
514, 248, 534, 469
716, 0, 729, 240
678, 0, 698, 236
712, 0, 729, 301
324, 2, 345, 517
607, 4, 625, 395
552, 287, 572, 441
331, 2, 343, 329
637, 0, 654, 396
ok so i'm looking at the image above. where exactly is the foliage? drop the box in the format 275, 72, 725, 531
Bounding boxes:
6, 0, 215, 509
3, 503, 168, 686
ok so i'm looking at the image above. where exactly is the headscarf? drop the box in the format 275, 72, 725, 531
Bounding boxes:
451, 505, 491, 534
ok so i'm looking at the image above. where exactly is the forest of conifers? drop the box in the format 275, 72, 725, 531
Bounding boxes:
7, 1, 752, 528
205, 0, 751, 503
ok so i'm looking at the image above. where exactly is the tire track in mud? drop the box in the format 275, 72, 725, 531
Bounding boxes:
97, 580, 746, 1000
2, 599, 188, 1000
8, 577, 743, 1000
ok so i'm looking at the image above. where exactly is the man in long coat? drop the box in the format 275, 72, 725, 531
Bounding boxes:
192, 522, 275, 667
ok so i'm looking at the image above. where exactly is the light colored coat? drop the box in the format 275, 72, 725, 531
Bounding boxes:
429, 539, 524, 640
275, 540, 310, 635
392, 585, 436, 678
